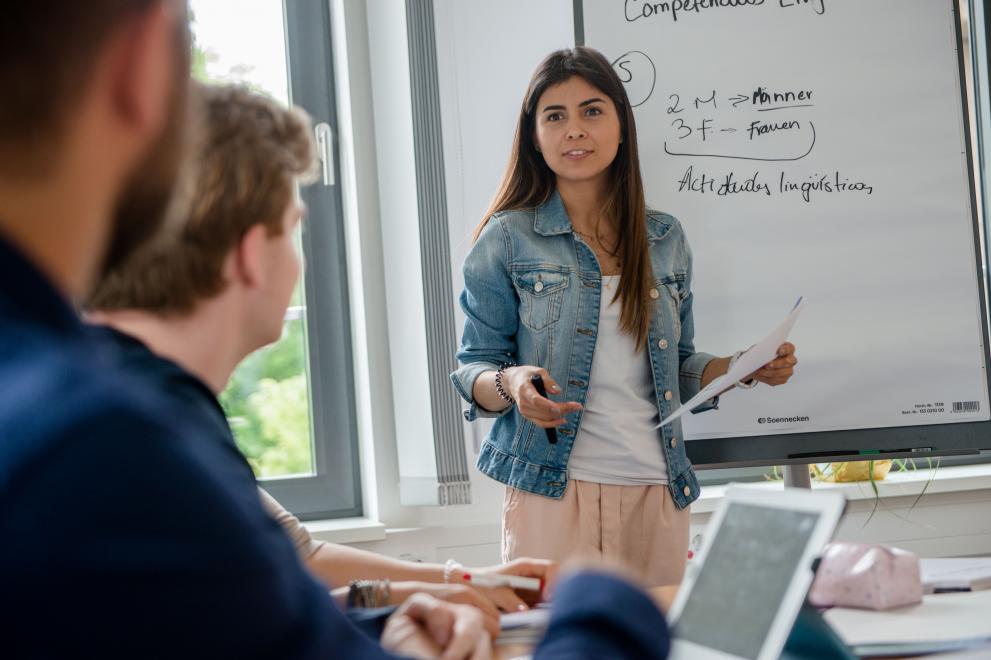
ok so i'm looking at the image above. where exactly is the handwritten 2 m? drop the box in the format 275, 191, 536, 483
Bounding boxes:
625, 0, 826, 23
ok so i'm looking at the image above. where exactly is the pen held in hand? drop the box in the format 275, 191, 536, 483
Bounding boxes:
530, 374, 558, 444
462, 572, 543, 591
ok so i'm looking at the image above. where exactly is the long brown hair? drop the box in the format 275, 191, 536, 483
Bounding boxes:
473, 47, 653, 350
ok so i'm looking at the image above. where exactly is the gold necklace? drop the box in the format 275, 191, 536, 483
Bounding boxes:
574, 229, 622, 269
574, 229, 613, 250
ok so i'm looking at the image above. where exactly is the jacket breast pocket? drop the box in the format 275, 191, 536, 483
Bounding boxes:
514, 269, 568, 332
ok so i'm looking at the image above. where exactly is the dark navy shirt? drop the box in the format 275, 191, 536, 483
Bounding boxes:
0, 236, 392, 658
88, 322, 394, 641
0, 235, 671, 658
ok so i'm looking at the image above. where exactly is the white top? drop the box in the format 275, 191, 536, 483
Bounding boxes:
568, 276, 668, 486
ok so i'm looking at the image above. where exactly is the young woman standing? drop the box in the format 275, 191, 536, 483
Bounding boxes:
451, 47, 797, 586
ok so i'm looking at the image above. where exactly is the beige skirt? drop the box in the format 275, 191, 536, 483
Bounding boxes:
502, 480, 690, 587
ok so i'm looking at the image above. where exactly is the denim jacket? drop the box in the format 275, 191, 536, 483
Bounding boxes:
450, 191, 717, 509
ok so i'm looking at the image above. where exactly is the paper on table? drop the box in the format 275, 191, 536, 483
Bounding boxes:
921, 557, 991, 592
657, 297, 805, 429
497, 607, 551, 647
500, 607, 551, 631
823, 591, 991, 646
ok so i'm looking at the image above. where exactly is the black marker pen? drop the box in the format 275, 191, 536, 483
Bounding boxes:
531, 374, 558, 444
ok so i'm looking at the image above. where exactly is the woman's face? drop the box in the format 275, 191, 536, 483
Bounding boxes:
533, 75, 622, 191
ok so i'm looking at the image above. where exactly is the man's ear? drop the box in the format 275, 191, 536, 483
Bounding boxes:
109, 1, 178, 140
232, 224, 269, 289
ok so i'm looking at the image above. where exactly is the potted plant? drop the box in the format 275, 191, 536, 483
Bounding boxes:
766, 458, 937, 524
812, 460, 893, 483
814, 459, 937, 523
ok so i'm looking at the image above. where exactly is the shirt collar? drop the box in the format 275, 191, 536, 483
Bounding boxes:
92, 324, 232, 436
0, 233, 81, 335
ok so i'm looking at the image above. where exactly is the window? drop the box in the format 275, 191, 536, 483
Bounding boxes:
190, 0, 360, 519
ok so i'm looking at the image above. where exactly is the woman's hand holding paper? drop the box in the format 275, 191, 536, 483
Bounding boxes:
747, 342, 798, 386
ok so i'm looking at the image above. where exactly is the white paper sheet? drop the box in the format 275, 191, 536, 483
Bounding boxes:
824, 591, 991, 645
497, 607, 551, 646
921, 557, 991, 592
658, 298, 804, 429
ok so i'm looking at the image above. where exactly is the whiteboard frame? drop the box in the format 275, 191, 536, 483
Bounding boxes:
575, 0, 991, 468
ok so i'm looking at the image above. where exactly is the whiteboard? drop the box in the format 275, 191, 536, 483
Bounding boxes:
579, 0, 991, 448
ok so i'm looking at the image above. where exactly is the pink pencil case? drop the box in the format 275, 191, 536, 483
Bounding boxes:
808, 542, 923, 610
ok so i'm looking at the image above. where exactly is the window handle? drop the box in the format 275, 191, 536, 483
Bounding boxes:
315, 122, 335, 187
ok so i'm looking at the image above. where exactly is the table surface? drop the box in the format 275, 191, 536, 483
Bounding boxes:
824, 589, 991, 659
496, 585, 991, 660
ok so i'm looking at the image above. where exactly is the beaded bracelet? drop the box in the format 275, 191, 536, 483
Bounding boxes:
347, 578, 391, 608
494, 363, 516, 404
377, 578, 391, 606
347, 579, 373, 608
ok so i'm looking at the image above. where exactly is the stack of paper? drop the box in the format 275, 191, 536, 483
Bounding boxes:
496, 607, 550, 646
921, 557, 991, 593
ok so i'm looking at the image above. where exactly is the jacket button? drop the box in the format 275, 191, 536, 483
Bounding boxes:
683, 485, 691, 497
658, 339, 669, 349
670, 437, 678, 448
649, 287, 660, 299
664, 390, 673, 401
534, 281, 544, 293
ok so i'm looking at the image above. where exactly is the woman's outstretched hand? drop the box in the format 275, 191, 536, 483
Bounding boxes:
505, 366, 582, 428
748, 342, 798, 386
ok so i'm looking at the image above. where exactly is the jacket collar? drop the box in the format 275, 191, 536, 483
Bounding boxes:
533, 189, 673, 242
533, 190, 573, 236
645, 212, 673, 242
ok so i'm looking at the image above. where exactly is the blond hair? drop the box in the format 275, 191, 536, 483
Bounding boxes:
89, 83, 317, 314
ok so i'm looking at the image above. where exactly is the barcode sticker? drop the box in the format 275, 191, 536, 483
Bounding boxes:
952, 401, 980, 413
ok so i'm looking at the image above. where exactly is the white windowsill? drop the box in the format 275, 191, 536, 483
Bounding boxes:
692, 464, 991, 514
305, 517, 387, 544
302, 464, 991, 543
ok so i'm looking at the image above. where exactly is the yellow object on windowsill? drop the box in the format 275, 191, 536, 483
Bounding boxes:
814, 460, 893, 483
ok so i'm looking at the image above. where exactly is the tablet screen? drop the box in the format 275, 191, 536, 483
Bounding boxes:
674, 502, 820, 659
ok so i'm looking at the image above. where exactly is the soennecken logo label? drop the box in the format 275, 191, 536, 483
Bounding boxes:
757, 415, 810, 424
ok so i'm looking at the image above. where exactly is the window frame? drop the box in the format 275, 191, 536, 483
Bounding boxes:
257, 0, 362, 520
